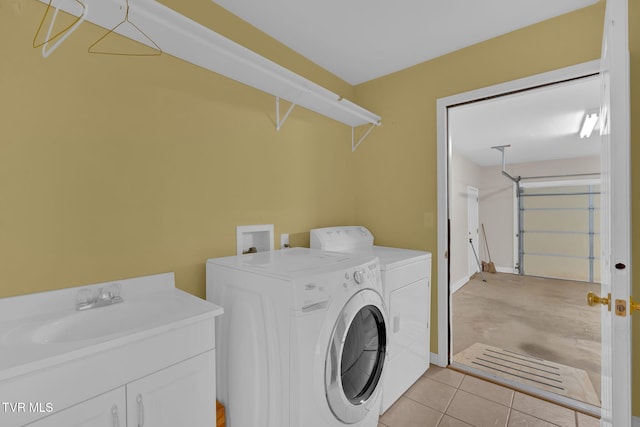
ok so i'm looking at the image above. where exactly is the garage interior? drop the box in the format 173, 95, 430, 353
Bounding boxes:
448, 74, 602, 410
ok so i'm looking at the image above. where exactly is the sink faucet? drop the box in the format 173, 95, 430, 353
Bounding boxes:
76, 283, 123, 311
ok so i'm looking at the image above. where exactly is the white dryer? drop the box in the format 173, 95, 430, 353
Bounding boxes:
206, 248, 388, 427
310, 226, 431, 413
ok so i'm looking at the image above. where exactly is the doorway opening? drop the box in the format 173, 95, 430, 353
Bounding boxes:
444, 69, 603, 414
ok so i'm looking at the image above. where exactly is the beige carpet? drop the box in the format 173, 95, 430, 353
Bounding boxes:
452, 272, 601, 406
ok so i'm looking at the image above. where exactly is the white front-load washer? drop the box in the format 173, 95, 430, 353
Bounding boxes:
206, 248, 387, 427
310, 226, 432, 413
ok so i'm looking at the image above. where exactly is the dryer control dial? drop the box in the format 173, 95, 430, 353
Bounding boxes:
353, 270, 364, 285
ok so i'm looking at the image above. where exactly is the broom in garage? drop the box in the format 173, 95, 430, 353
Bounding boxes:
482, 224, 497, 273
469, 238, 487, 282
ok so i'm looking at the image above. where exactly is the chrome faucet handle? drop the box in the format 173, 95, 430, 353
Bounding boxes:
77, 288, 96, 305
101, 283, 121, 300
99, 288, 112, 300
109, 283, 121, 298
76, 283, 123, 310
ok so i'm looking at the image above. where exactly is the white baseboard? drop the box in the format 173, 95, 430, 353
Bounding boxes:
451, 275, 470, 294
430, 352, 447, 367
495, 266, 517, 274
633, 415, 640, 427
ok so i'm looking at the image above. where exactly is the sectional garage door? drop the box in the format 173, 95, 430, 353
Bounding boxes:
520, 183, 600, 283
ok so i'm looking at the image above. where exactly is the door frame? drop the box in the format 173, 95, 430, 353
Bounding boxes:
435, 61, 605, 406
598, 0, 632, 424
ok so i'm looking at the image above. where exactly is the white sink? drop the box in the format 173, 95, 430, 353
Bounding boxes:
0, 272, 223, 426
0, 273, 223, 382
6, 297, 184, 345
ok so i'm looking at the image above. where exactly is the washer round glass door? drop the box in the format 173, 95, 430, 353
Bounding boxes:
325, 289, 387, 423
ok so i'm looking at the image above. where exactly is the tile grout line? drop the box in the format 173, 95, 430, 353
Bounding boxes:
399, 376, 458, 417
505, 389, 515, 427
401, 393, 448, 415
422, 370, 466, 389
421, 367, 597, 427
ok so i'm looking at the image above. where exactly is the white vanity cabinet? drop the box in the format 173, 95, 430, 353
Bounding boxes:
25, 388, 125, 427
126, 351, 215, 427
26, 351, 215, 427
0, 273, 223, 427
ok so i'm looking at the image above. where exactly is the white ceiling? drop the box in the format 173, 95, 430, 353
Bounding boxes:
449, 75, 601, 167
209, 0, 601, 165
211, 0, 599, 85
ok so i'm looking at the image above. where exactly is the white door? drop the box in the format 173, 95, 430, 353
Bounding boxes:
467, 186, 480, 276
598, 0, 631, 424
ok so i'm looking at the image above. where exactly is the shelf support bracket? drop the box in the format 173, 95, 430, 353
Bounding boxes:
276, 97, 297, 131
352, 123, 377, 152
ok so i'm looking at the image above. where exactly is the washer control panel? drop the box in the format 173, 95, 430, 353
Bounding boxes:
353, 270, 363, 285
294, 259, 380, 312
342, 259, 379, 290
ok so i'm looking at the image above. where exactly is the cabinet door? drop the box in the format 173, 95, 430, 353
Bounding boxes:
127, 351, 215, 427
24, 388, 125, 427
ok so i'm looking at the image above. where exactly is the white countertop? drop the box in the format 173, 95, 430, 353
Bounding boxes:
0, 272, 223, 382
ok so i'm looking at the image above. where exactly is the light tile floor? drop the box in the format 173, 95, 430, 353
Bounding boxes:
378, 366, 600, 427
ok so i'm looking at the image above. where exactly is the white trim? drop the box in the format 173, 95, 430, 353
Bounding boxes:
436, 90, 450, 371
632, 416, 640, 427
467, 186, 480, 278
436, 59, 601, 369
430, 352, 447, 367
495, 266, 516, 274
513, 182, 519, 273
451, 275, 470, 294
600, 0, 632, 424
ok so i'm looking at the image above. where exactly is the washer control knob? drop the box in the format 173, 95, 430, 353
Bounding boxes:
353, 270, 363, 285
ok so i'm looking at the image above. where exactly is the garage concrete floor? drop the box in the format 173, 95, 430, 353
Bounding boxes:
452, 272, 601, 404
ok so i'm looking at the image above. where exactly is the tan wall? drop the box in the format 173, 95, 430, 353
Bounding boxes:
0, 0, 357, 299
352, 0, 605, 391
3, 0, 639, 417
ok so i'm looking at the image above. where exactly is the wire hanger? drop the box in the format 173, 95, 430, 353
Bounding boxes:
33, 0, 88, 58
88, 0, 162, 56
